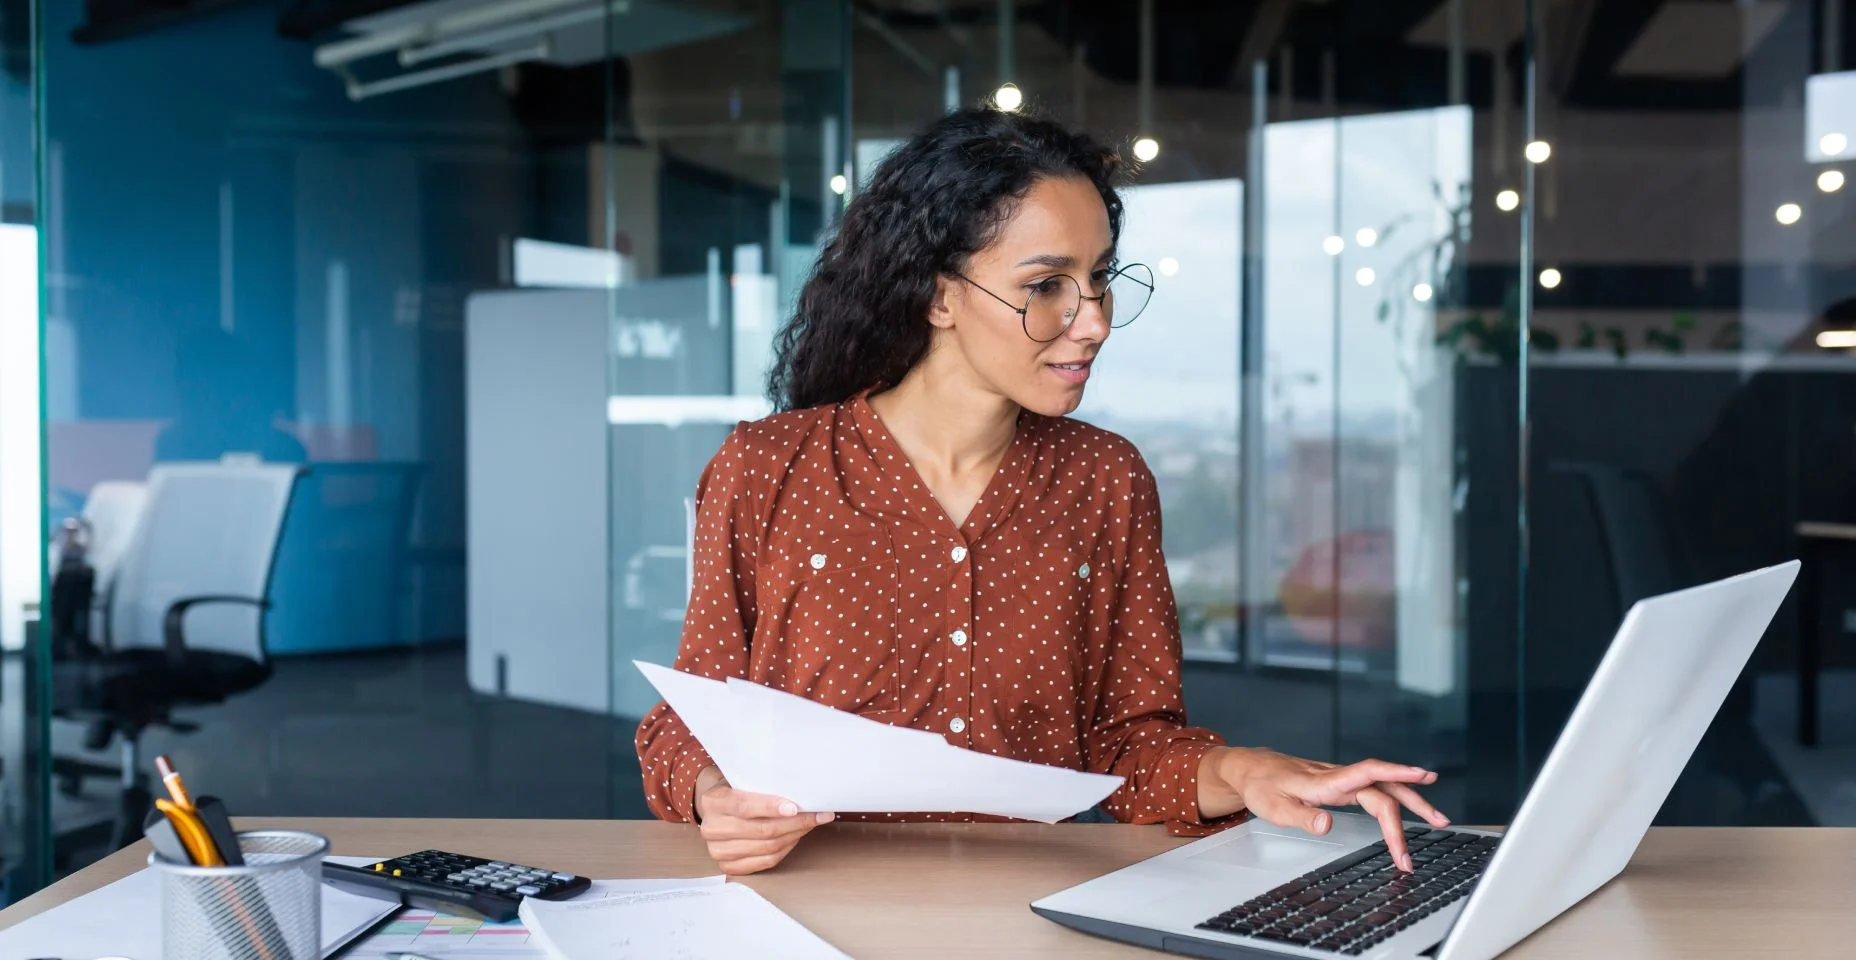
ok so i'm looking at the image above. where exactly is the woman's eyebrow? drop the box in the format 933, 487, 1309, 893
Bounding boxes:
1014, 246, 1117, 269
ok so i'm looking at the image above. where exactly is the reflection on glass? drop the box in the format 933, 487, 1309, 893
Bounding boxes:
0, 223, 37, 655
1076, 179, 1242, 662
1261, 107, 1469, 693
1806, 70, 1856, 162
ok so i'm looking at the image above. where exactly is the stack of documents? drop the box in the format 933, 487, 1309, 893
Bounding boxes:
0, 855, 398, 958
520, 881, 850, 960
636, 661, 1122, 822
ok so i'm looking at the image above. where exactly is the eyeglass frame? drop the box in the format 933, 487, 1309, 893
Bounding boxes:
952, 263, 1154, 343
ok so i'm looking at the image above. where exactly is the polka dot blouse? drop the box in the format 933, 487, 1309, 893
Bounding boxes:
634, 394, 1241, 837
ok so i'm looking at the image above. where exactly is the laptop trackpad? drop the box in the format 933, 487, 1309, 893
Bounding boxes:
1189, 831, 1345, 871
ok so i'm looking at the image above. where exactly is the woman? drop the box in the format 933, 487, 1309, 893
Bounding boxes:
635, 108, 1447, 876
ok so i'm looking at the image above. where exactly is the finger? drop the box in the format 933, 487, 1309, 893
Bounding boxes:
1248, 791, 1333, 836
1327, 760, 1437, 795
717, 789, 807, 820
701, 811, 825, 843
1379, 781, 1450, 828
718, 851, 786, 877
707, 835, 805, 862
709, 815, 817, 851
1358, 787, 1411, 871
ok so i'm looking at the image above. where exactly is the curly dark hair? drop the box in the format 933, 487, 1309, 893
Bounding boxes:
766, 108, 1127, 412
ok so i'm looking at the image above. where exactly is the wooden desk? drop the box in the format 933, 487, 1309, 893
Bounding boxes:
4, 820, 1853, 958
1795, 521, 1856, 745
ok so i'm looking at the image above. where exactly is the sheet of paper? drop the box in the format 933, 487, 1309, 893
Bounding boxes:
519, 882, 849, 960
338, 877, 726, 959
638, 660, 1123, 823
633, 661, 770, 792
0, 854, 397, 959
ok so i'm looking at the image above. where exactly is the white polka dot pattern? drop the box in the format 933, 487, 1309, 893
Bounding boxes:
633, 394, 1238, 837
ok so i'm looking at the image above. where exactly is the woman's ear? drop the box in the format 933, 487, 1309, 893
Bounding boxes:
928, 274, 958, 330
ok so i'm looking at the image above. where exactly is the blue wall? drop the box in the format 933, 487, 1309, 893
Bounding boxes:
40, 3, 564, 649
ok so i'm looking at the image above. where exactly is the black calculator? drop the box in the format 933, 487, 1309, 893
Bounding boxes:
322, 849, 591, 922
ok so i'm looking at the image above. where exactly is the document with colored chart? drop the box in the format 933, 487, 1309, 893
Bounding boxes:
635, 661, 1123, 823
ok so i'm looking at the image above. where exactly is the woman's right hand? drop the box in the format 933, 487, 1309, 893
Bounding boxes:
693, 766, 834, 875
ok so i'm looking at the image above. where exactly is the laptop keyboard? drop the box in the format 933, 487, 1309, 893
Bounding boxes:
1194, 826, 1499, 956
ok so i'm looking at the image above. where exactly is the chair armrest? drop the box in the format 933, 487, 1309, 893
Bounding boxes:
163, 595, 270, 662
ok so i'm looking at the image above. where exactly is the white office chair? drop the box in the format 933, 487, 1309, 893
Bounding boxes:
48, 480, 149, 594
109, 462, 300, 659
53, 461, 301, 850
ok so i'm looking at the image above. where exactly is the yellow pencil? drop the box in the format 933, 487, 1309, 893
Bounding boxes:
155, 797, 222, 867
155, 754, 195, 811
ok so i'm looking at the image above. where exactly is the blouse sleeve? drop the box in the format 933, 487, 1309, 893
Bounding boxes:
1088, 454, 1245, 837
634, 426, 764, 822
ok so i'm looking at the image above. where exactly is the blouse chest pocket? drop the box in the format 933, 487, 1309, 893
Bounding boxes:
760, 527, 902, 713
1008, 534, 1102, 643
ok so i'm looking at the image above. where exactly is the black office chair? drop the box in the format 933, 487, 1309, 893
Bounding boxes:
1548, 461, 1688, 610
1548, 460, 1796, 821
49, 462, 301, 857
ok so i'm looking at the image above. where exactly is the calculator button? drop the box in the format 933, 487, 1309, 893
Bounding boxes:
552, 872, 576, 881
447, 873, 466, 882
490, 862, 510, 868
492, 882, 517, 891
516, 884, 542, 896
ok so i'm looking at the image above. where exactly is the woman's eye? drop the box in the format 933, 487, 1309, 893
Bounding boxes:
1091, 269, 1114, 287
1030, 278, 1067, 296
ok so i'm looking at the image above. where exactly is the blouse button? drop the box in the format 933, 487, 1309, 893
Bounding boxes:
950, 545, 968, 563
1078, 563, 1091, 578
809, 554, 827, 570
950, 629, 968, 647
949, 717, 967, 734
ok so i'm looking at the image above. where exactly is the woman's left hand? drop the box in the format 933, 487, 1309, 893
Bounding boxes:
1206, 747, 1451, 873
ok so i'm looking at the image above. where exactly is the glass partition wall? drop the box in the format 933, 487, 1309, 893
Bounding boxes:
1, 0, 44, 899
14, 0, 1851, 908
789, 0, 1523, 824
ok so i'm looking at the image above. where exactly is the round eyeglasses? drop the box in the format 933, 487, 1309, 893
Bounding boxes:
957, 263, 1155, 342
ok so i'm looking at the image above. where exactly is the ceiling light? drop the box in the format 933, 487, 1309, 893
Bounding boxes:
1158, 257, 1179, 277
1133, 137, 1160, 162
1538, 267, 1562, 289
829, 175, 847, 196
1496, 189, 1520, 212
1775, 202, 1802, 225
993, 83, 1023, 112
1322, 236, 1345, 256
1822, 133, 1848, 157
1817, 330, 1856, 349
1819, 170, 1845, 193
1412, 283, 1434, 303
1354, 227, 1378, 248
1355, 267, 1376, 287
1525, 140, 1552, 164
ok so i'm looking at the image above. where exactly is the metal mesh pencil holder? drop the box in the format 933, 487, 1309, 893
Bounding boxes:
150, 829, 329, 960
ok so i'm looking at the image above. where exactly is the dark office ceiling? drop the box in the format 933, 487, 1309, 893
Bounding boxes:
859, 0, 1844, 112
66, 0, 1855, 112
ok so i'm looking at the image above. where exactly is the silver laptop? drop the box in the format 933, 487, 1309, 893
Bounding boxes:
1033, 561, 1800, 960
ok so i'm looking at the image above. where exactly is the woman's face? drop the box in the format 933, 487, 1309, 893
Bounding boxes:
932, 175, 1116, 418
